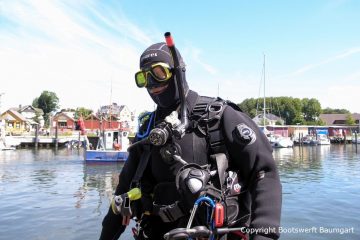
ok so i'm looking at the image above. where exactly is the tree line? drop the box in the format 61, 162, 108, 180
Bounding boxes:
237, 97, 353, 125
30, 90, 354, 127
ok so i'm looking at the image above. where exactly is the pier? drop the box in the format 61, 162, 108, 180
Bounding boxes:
3, 130, 87, 149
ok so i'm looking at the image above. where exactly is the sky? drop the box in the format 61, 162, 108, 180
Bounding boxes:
1, 0, 360, 115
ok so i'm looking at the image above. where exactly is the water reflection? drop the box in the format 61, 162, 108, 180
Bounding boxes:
277, 145, 360, 240
74, 162, 123, 211
31, 169, 57, 189
0, 147, 359, 240
275, 146, 326, 183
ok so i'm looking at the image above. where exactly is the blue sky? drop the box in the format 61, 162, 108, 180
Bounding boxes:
1, 0, 360, 114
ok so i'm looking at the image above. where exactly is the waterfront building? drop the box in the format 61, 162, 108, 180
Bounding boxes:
319, 113, 360, 126
253, 113, 284, 126
0, 109, 28, 135
97, 103, 136, 133
51, 111, 76, 133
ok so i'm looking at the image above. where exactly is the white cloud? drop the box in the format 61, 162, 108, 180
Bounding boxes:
0, 1, 155, 114
292, 47, 360, 75
185, 46, 218, 75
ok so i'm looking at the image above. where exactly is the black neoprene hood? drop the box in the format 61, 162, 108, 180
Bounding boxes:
140, 42, 175, 68
139, 42, 188, 109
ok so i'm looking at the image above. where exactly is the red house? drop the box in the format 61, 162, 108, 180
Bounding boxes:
52, 112, 76, 132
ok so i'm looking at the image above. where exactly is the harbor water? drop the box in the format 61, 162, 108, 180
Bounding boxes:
0, 145, 359, 240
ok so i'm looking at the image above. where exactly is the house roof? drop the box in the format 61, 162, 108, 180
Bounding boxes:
10, 105, 44, 115
1, 109, 27, 122
254, 113, 282, 121
319, 113, 360, 125
27, 119, 39, 125
98, 104, 129, 115
54, 111, 75, 121
85, 113, 100, 120
20, 105, 44, 115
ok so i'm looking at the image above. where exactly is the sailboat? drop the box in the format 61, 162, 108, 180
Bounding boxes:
258, 54, 293, 148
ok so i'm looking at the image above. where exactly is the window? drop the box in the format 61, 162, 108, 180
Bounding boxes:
58, 122, 67, 128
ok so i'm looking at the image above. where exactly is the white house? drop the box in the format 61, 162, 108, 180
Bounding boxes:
252, 113, 284, 126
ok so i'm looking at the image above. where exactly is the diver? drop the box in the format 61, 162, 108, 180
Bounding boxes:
99, 34, 282, 240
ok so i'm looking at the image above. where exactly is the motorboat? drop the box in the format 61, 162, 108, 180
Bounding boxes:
318, 135, 331, 145
352, 137, 360, 144
269, 135, 294, 148
84, 130, 129, 162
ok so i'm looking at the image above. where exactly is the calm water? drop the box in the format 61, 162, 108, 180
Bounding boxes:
0, 145, 359, 240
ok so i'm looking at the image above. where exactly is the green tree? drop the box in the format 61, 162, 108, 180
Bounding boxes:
275, 120, 283, 125
238, 96, 324, 125
292, 114, 305, 125
345, 114, 356, 125
276, 97, 302, 125
322, 108, 350, 114
238, 98, 258, 118
33, 91, 59, 126
75, 107, 93, 119
316, 118, 326, 126
302, 98, 322, 122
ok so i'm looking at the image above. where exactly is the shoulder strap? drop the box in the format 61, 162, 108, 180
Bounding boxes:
191, 96, 242, 155
131, 144, 151, 188
191, 96, 227, 154
210, 153, 228, 191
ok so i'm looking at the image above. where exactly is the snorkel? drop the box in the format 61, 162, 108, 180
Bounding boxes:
164, 32, 189, 139
128, 32, 189, 149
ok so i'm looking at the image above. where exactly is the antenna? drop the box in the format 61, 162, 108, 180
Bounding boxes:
263, 53, 266, 127
109, 77, 113, 129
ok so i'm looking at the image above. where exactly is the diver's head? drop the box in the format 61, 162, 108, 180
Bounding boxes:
135, 42, 188, 109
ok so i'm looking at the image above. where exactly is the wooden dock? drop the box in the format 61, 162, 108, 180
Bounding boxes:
9, 135, 87, 148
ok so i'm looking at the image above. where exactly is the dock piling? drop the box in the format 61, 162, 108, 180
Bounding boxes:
55, 126, 58, 149
35, 125, 39, 148
356, 132, 358, 153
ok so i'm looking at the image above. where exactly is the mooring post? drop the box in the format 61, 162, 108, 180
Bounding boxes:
355, 132, 358, 153
78, 131, 81, 148
55, 125, 58, 149
35, 125, 39, 148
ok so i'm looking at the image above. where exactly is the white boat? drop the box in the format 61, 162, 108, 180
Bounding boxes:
0, 140, 15, 150
84, 130, 130, 162
4, 136, 21, 147
318, 135, 331, 145
352, 137, 360, 144
301, 135, 318, 145
269, 135, 294, 148
0, 136, 19, 150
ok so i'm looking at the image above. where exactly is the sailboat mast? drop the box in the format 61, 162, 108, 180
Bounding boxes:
263, 54, 266, 127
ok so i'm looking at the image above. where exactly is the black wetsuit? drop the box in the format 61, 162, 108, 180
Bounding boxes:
99, 90, 282, 240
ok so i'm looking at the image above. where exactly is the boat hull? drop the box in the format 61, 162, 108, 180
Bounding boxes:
271, 140, 294, 148
85, 150, 128, 162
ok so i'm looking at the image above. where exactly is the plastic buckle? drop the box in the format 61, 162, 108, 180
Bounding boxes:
208, 103, 223, 113
120, 195, 132, 225
158, 202, 184, 223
